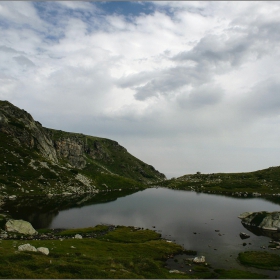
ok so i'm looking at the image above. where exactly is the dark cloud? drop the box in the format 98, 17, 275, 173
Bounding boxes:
178, 84, 224, 109
117, 65, 212, 101
0, 45, 25, 54
13, 55, 35, 67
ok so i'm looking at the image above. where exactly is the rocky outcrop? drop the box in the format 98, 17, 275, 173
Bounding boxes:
0, 101, 58, 163
5, 219, 38, 235
54, 137, 86, 168
239, 211, 280, 231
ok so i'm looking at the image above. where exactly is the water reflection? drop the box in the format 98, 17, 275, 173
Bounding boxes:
1, 188, 139, 228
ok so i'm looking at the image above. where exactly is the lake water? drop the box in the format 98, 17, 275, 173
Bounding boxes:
3, 187, 280, 276
49, 187, 280, 273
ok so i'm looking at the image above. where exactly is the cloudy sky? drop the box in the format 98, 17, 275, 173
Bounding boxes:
1, 1, 280, 178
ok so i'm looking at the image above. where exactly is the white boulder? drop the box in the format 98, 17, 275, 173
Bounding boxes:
18, 243, 37, 252
37, 247, 49, 255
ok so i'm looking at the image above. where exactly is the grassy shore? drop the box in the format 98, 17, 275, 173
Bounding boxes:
0, 225, 269, 279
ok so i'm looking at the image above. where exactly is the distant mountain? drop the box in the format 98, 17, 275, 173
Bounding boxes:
157, 167, 280, 196
0, 100, 165, 197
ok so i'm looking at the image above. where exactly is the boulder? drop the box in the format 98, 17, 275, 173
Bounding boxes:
5, 219, 37, 235
74, 234, 82, 239
37, 247, 49, 255
239, 211, 280, 231
18, 243, 37, 252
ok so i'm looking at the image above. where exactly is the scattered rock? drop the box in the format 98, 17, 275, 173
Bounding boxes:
5, 219, 37, 235
74, 234, 82, 239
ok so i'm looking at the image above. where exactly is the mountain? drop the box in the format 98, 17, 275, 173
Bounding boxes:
0, 100, 165, 197
157, 167, 280, 196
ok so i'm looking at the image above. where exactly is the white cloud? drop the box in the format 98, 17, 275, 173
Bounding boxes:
1, 1, 280, 177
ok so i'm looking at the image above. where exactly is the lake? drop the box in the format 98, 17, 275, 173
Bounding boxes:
3, 187, 280, 276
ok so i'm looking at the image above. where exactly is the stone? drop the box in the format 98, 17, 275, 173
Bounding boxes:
193, 256, 205, 263
169, 270, 185, 274
74, 234, 82, 239
239, 232, 250, 239
18, 243, 37, 252
37, 247, 49, 255
5, 219, 37, 235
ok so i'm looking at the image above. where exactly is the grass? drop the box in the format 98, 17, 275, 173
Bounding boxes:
58, 225, 110, 236
0, 225, 185, 279
238, 251, 280, 270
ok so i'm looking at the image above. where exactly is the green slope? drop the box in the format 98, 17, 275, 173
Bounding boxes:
157, 167, 280, 196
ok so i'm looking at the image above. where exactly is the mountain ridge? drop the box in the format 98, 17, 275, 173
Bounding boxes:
0, 100, 165, 197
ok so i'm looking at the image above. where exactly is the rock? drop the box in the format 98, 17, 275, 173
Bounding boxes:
238, 212, 253, 219
74, 234, 82, 239
169, 270, 185, 274
37, 247, 49, 255
5, 219, 37, 235
239, 211, 280, 231
239, 232, 250, 239
193, 256, 205, 263
18, 243, 37, 252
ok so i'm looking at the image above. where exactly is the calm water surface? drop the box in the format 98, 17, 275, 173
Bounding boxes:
49, 187, 280, 273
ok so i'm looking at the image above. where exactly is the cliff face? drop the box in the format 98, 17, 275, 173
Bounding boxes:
0, 100, 165, 197
0, 102, 57, 163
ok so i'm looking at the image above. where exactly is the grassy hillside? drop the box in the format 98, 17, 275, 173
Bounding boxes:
157, 167, 280, 196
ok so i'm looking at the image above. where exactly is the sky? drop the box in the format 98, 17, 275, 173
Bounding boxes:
1, 1, 280, 178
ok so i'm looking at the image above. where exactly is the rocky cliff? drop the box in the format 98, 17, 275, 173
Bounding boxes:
0, 100, 165, 197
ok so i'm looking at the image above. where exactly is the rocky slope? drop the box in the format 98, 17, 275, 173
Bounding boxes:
0, 100, 165, 197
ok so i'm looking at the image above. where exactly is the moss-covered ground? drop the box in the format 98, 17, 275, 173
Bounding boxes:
238, 251, 280, 271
